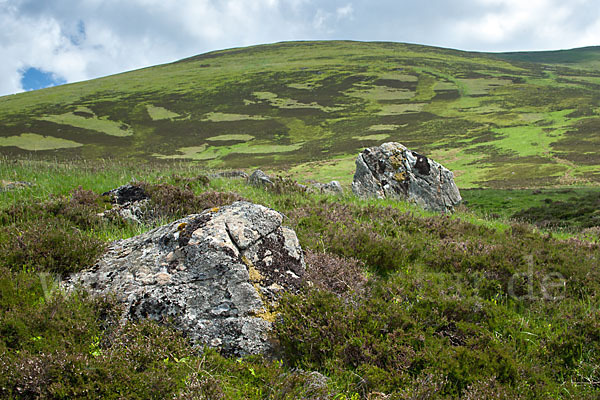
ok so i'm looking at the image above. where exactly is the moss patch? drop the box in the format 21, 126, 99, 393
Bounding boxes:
253, 91, 343, 112
39, 113, 133, 137
353, 134, 390, 141
146, 104, 181, 121
0, 133, 83, 151
377, 103, 426, 115
201, 112, 269, 122
206, 134, 255, 142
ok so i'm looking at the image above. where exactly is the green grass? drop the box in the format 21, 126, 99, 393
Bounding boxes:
1, 41, 598, 188
0, 133, 83, 151
39, 112, 134, 137
146, 104, 182, 120
1, 158, 600, 398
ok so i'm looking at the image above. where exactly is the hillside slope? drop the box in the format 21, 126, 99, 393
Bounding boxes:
1, 41, 599, 188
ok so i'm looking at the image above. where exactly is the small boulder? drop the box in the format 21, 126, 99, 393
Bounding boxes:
100, 184, 151, 224
66, 201, 305, 356
208, 170, 249, 179
0, 180, 32, 192
352, 142, 461, 212
310, 181, 344, 195
248, 169, 274, 187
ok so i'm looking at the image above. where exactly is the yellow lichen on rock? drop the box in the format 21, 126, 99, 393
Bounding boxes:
394, 171, 407, 182
389, 152, 405, 169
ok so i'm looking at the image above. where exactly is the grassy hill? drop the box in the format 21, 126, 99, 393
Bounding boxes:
1, 41, 600, 188
1, 160, 599, 399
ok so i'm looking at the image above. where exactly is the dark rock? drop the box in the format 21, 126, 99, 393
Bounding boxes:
100, 184, 151, 224
352, 142, 461, 212
102, 184, 149, 205
248, 169, 274, 187
66, 201, 305, 356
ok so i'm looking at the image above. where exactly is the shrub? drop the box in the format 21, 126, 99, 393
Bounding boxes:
0, 217, 105, 275
139, 182, 245, 219
304, 250, 366, 295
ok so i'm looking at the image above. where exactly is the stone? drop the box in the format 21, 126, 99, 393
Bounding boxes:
352, 142, 461, 212
0, 180, 32, 192
208, 170, 249, 179
100, 184, 151, 224
66, 201, 305, 356
310, 180, 343, 195
248, 169, 274, 187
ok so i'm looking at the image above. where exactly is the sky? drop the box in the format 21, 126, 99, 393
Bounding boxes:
1, 0, 599, 96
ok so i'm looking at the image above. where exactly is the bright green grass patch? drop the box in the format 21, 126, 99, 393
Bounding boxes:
428, 148, 490, 188
206, 134, 255, 142
377, 103, 425, 115
491, 125, 563, 158
287, 82, 321, 90
368, 124, 403, 131
377, 72, 418, 82
285, 155, 357, 185
154, 141, 305, 161
146, 104, 181, 121
39, 112, 133, 137
345, 85, 415, 101
201, 112, 269, 122
433, 81, 457, 91
519, 113, 545, 123
0, 133, 83, 151
283, 117, 334, 143
153, 145, 215, 160
253, 91, 343, 112
457, 78, 512, 96
352, 133, 390, 141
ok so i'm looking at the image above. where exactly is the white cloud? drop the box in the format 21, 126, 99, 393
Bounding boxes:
336, 3, 354, 20
0, 0, 599, 95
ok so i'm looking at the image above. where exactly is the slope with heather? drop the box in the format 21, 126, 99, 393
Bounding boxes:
1, 41, 599, 188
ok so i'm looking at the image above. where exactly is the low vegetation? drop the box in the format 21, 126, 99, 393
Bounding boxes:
1, 158, 599, 399
1, 41, 599, 188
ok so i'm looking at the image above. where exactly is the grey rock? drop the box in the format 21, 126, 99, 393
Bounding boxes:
0, 180, 32, 192
352, 142, 461, 212
208, 170, 249, 179
310, 180, 344, 195
248, 169, 274, 187
100, 184, 151, 224
66, 201, 305, 356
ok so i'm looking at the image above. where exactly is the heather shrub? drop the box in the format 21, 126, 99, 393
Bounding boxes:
139, 182, 245, 219
0, 186, 109, 230
0, 217, 105, 275
291, 202, 423, 274
304, 250, 366, 295
275, 280, 523, 397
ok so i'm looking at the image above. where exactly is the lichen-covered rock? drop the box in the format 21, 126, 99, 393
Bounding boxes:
66, 201, 305, 356
248, 169, 274, 187
100, 184, 151, 224
352, 142, 461, 212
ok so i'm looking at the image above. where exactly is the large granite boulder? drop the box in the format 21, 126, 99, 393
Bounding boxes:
66, 201, 305, 356
352, 142, 461, 212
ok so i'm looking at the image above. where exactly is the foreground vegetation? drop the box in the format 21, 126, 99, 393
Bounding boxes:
1, 41, 600, 188
1, 159, 599, 399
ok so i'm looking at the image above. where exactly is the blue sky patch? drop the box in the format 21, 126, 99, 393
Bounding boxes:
20, 67, 67, 91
